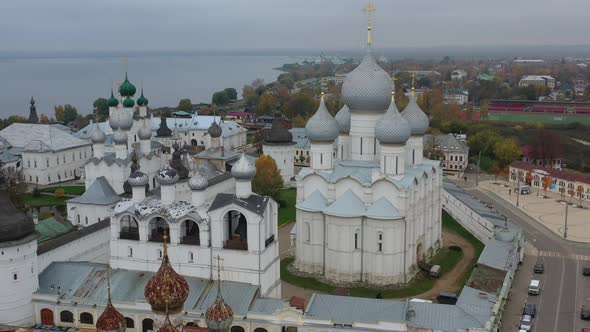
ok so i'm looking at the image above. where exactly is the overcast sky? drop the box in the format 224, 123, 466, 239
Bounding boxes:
2, 0, 590, 53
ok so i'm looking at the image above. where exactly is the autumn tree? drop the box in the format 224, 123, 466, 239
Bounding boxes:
577, 185, 585, 206
542, 175, 552, 197
39, 114, 50, 123
492, 163, 501, 181
56, 104, 78, 125
525, 171, 533, 186
54, 105, 65, 122
493, 138, 521, 168
252, 155, 284, 202
178, 98, 193, 112
256, 93, 277, 116
533, 129, 561, 167
292, 115, 306, 128
283, 92, 316, 118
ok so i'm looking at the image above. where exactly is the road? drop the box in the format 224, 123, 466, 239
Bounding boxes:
463, 184, 590, 332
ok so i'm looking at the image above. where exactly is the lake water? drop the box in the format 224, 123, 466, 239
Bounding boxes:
0, 53, 296, 118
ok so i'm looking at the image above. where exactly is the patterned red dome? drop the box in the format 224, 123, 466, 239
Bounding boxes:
144, 231, 189, 315
97, 266, 126, 332
96, 302, 126, 332
205, 295, 234, 332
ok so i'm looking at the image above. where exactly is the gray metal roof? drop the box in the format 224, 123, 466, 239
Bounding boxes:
194, 281, 259, 315
196, 148, 240, 161
407, 301, 483, 331
323, 190, 366, 217
249, 298, 284, 314
456, 286, 497, 327
304, 294, 407, 325
289, 128, 310, 150
477, 238, 516, 271
365, 197, 402, 219
67, 176, 120, 205
37, 219, 110, 255
296, 190, 328, 212
305, 97, 339, 143
208, 193, 270, 217
37, 261, 224, 312
334, 104, 351, 134
424, 134, 468, 154
0, 123, 90, 152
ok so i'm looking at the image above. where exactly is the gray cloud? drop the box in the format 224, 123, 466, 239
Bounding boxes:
2, 0, 589, 52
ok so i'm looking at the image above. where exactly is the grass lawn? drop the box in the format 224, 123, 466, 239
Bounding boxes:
39, 185, 86, 196
22, 193, 69, 207
277, 188, 296, 225
280, 210, 482, 299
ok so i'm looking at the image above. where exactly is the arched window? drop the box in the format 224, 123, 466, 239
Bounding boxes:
125, 317, 135, 329
223, 210, 248, 250
254, 328, 268, 332
120, 215, 140, 240
79, 312, 93, 324
60, 310, 74, 323
231, 327, 245, 332
377, 232, 383, 252
305, 222, 311, 243
180, 220, 200, 245
148, 217, 167, 242
142, 319, 154, 332
354, 231, 359, 250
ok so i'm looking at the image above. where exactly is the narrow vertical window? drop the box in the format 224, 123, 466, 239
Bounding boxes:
412, 149, 415, 164
396, 156, 399, 174
360, 137, 363, 155
320, 153, 323, 165
354, 232, 359, 250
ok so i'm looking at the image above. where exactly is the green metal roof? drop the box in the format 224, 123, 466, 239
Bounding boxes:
35, 217, 75, 243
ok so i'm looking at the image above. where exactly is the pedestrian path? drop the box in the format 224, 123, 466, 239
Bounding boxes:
538, 250, 590, 261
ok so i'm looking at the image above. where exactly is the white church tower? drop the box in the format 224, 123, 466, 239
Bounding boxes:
263, 118, 296, 182
0, 192, 39, 326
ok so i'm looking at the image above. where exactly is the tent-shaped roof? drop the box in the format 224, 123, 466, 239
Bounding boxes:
296, 190, 328, 212
323, 190, 365, 217
365, 197, 402, 220
68, 176, 120, 205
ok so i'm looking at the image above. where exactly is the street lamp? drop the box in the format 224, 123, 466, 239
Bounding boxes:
564, 202, 569, 239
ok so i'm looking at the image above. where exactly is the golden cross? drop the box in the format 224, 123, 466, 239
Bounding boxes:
411, 73, 416, 97
215, 255, 224, 295
364, 1, 376, 46
391, 76, 398, 102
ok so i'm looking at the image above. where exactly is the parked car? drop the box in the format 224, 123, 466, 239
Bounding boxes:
583, 266, 590, 276
523, 303, 537, 318
430, 265, 441, 278
534, 261, 544, 274
581, 306, 590, 320
520, 314, 533, 331
528, 279, 541, 295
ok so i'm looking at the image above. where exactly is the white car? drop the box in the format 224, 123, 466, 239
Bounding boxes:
519, 314, 532, 331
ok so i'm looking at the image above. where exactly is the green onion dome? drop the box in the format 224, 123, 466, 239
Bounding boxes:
119, 73, 137, 97
107, 89, 119, 107
123, 96, 135, 108
137, 89, 149, 107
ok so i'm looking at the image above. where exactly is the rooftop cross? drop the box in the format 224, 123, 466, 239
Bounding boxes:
364, 1, 376, 46
411, 73, 416, 97
391, 76, 398, 102
215, 255, 224, 296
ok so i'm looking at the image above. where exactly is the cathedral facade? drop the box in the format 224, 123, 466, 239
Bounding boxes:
294, 37, 442, 285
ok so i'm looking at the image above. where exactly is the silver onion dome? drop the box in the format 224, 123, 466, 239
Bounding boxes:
375, 98, 411, 145
305, 96, 339, 142
128, 170, 149, 187
90, 127, 106, 144
341, 49, 392, 112
334, 104, 351, 134
189, 171, 208, 191
138, 119, 152, 140
231, 153, 256, 180
109, 111, 120, 131
119, 110, 134, 131
112, 130, 128, 145
402, 95, 429, 135
157, 167, 179, 185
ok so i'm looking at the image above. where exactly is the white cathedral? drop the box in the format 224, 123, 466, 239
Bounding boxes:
294, 40, 442, 285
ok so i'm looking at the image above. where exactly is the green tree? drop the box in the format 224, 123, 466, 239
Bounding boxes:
256, 93, 276, 116
467, 129, 501, 156
493, 138, 521, 167
278, 73, 295, 88
93, 98, 109, 121
282, 92, 316, 118
292, 115, 306, 128
63, 104, 78, 125
212, 91, 230, 105
223, 88, 238, 100
178, 99, 193, 112
252, 155, 284, 201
